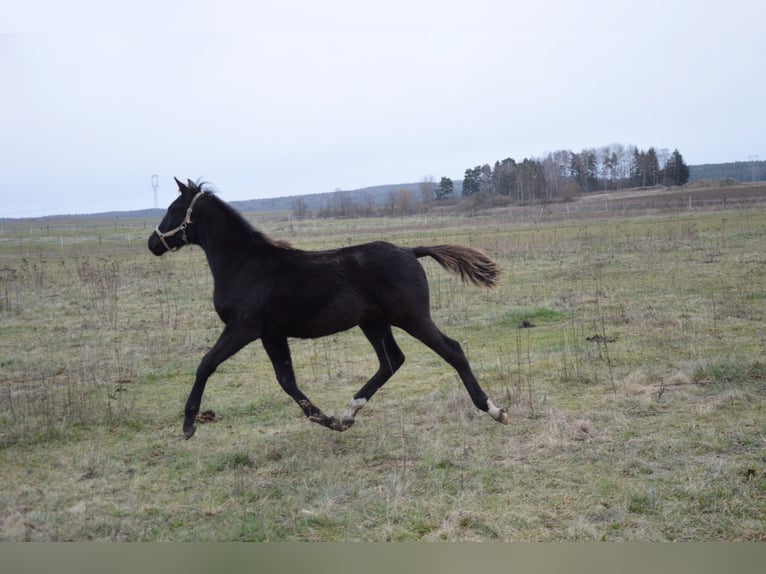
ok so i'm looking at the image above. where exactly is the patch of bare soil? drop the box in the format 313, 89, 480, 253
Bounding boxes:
195, 409, 220, 424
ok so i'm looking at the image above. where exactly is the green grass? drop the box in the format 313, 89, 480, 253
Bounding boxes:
1, 203, 766, 540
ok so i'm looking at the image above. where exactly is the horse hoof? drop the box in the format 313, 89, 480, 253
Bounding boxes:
310, 414, 354, 432
184, 425, 197, 440
328, 416, 355, 432
497, 409, 509, 425
308, 414, 326, 426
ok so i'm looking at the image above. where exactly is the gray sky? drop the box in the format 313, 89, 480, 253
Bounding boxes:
2, 0, 764, 217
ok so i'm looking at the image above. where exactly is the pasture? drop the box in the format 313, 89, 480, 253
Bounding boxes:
1, 193, 765, 540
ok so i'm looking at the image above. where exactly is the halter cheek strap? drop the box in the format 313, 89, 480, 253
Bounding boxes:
154, 191, 205, 251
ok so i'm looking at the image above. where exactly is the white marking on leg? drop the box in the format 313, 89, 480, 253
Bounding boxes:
342, 397, 367, 421
487, 399, 503, 420
487, 398, 509, 424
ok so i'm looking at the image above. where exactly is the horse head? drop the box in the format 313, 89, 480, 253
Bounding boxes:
148, 178, 207, 255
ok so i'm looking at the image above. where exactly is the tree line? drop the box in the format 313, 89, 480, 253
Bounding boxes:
438, 144, 690, 203
295, 143, 691, 218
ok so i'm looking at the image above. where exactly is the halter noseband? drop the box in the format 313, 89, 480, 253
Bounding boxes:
153, 191, 205, 252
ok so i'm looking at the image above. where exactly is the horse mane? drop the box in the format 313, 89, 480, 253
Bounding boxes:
192, 181, 293, 250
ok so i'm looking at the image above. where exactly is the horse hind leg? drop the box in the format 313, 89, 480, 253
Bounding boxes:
339, 321, 405, 428
402, 317, 509, 426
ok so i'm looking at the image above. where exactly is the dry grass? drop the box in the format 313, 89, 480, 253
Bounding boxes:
1, 200, 765, 540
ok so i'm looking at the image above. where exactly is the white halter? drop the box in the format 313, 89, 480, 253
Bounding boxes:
153, 191, 205, 251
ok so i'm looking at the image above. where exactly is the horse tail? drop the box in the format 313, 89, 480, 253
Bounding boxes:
413, 245, 501, 289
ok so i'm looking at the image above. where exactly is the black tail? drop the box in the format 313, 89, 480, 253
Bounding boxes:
413, 245, 501, 288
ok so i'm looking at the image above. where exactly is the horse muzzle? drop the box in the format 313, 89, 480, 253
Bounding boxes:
148, 226, 178, 255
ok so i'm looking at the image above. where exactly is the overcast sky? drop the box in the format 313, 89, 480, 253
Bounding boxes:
2, 0, 764, 217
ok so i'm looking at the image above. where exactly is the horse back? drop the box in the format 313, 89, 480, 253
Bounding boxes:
269, 241, 429, 336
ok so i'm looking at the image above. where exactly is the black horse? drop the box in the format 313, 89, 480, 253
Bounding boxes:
148, 178, 509, 439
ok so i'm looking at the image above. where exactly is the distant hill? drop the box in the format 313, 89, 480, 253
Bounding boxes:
689, 160, 766, 183
5, 208, 167, 222
229, 182, 428, 213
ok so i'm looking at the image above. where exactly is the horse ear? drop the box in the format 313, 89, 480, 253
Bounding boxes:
174, 177, 186, 193
187, 178, 196, 190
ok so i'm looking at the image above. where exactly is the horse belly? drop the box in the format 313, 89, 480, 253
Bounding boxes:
274, 290, 368, 339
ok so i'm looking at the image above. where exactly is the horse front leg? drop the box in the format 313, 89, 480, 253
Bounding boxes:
183, 324, 255, 439
262, 336, 351, 432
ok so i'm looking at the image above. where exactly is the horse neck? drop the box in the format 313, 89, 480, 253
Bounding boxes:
195, 201, 261, 277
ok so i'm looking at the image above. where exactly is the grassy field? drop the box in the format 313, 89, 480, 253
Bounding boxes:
1, 194, 765, 541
